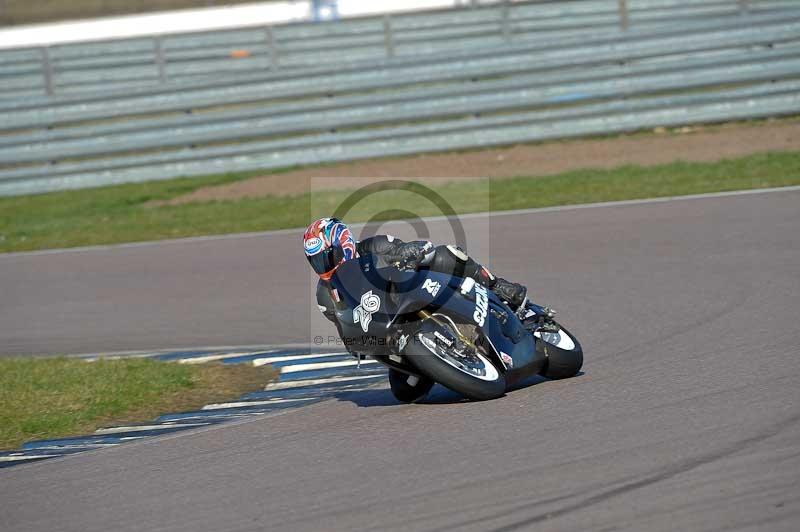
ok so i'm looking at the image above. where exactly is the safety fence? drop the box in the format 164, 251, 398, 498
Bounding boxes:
0, 0, 789, 98
0, 0, 798, 196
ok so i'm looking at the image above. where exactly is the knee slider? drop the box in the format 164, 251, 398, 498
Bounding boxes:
445, 245, 469, 261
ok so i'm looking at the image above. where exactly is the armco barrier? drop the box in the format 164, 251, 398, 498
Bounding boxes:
1, 10, 784, 96
0, 0, 798, 196
3, 9, 794, 109
4, 14, 799, 126
4, 52, 799, 164
3, 80, 797, 185
3, 91, 797, 197
0, 0, 791, 98
3, 39, 797, 148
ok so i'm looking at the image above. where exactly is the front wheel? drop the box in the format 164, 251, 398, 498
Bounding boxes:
389, 369, 434, 403
405, 325, 506, 401
535, 323, 583, 379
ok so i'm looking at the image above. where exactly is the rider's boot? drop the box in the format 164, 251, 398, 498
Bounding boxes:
519, 302, 559, 333
483, 275, 558, 332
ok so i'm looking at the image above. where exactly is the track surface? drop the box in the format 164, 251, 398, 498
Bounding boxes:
1, 191, 799, 531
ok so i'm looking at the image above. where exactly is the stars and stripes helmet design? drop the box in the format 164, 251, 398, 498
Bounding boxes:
303, 217, 357, 280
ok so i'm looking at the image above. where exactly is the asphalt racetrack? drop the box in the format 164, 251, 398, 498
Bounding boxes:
1, 189, 799, 531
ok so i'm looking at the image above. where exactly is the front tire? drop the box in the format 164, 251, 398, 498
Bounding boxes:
405, 334, 506, 401
536, 323, 583, 379
388, 369, 434, 403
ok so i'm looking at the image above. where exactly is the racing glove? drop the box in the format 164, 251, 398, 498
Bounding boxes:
389, 241, 434, 270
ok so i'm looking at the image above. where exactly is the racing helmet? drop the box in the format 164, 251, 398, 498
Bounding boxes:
303, 217, 357, 280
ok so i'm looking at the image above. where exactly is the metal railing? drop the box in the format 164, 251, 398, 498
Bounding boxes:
0, 0, 797, 196
0, 0, 789, 98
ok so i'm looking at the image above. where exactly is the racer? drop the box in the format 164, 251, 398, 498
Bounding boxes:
303, 217, 530, 329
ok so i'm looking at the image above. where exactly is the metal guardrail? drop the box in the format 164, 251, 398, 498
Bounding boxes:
0, 0, 797, 196
4, 12, 798, 126
3, 80, 798, 185
3, 37, 797, 148
3, 9, 792, 111
4, 48, 800, 163
4, 92, 796, 197
0, 0, 790, 98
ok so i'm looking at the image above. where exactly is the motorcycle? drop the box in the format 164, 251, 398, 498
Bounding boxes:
328, 253, 583, 402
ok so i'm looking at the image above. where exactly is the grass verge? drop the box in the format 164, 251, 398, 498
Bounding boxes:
1, 151, 798, 253
0, 357, 277, 451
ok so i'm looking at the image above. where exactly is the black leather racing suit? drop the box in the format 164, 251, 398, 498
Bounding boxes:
316, 235, 524, 328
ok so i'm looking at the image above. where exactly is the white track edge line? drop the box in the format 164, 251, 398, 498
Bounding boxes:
264, 373, 385, 390
56, 345, 338, 360
249, 352, 350, 366
174, 351, 269, 364
94, 423, 209, 435
0, 455, 56, 462
279, 359, 379, 373
201, 397, 318, 410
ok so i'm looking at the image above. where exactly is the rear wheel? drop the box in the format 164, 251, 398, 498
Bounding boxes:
536, 323, 583, 379
405, 317, 506, 401
388, 369, 434, 403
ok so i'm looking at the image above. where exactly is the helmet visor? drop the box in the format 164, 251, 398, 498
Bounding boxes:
306, 248, 337, 277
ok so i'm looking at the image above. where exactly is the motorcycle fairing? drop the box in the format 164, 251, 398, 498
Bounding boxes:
331, 255, 542, 379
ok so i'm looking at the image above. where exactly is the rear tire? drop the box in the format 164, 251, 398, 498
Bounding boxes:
405, 336, 506, 401
388, 369, 434, 403
538, 323, 583, 379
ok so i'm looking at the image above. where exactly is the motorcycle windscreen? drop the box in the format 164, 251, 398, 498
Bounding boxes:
331, 256, 380, 298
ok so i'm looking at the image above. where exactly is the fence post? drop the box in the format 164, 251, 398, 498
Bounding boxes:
264, 26, 278, 70
154, 36, 166, 83
618, 0, 629, 31
501, 0, 511, 41
383, 15, 395, 59
40, 47, 55, 96
737, 0, 750, 14
265, 27, 279, 70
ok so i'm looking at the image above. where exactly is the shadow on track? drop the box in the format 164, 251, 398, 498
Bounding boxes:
331, 371, 583, 407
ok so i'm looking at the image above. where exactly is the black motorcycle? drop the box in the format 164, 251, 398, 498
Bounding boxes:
328, 254, 583, 402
